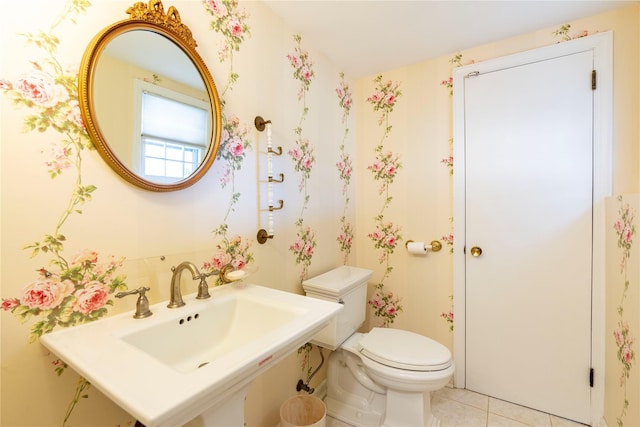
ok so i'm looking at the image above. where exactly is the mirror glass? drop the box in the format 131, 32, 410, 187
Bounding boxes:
80, 1, 221, 191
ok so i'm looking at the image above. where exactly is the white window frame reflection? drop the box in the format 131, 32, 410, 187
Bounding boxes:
133, 80, 210, 183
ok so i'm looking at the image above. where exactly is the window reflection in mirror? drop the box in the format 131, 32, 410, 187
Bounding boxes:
91, 29, 211, 185
136, 82, 211, 182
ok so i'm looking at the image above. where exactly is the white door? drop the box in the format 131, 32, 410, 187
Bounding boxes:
463, 51, 593, 423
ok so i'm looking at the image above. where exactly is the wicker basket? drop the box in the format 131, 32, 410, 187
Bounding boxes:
280, 395, 326, 427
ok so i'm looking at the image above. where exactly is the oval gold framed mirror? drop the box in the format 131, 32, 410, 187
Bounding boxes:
79, 0, 221, 191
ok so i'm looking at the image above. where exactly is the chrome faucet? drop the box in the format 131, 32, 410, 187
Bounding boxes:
167, 261, 211, 308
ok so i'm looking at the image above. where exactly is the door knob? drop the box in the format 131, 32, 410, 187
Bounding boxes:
470, 246, 483, 257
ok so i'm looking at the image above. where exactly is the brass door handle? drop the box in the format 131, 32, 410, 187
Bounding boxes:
470, 246, 483, 257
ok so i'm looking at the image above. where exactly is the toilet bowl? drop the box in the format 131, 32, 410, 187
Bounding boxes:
303, 266, 454, 427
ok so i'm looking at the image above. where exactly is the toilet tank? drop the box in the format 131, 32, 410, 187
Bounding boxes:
302, 266, 373, 350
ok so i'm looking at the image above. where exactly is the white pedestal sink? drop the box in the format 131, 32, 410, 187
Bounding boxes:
40, 282, 342, 427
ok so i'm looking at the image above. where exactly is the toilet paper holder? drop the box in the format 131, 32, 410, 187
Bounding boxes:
405, 239, 442, 253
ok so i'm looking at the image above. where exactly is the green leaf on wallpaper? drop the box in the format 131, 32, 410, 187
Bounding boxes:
74, 185, 97, 203
54, 363, 68, 376
20, 31, 60, 53
23, 116, 39, 132
108, 276, 127, 293
23, 235, 64, 257
12, 304, 39, 321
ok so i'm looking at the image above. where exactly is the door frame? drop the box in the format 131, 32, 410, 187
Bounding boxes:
452, 31, 612, 425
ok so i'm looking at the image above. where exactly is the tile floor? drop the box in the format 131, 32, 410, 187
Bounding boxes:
325, 387, 588, 427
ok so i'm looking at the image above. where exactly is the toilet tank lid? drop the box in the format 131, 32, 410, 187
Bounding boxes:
359, 328, 452, 371
302, 266, 373, 297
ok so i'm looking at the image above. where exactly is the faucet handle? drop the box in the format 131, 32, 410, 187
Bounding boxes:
115, 287, 153, 319
196, 276, 210, 300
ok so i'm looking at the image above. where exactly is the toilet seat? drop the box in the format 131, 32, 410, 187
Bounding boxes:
359, 328, 452, 371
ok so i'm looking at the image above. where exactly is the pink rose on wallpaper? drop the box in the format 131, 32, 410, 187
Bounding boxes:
289, 147, 302, 160
385, 93, 397, 105
206, 0, 228, 17
291, 240, 304, 253
70, 249, 99, 267
385, 305, 397, 317
302, 155, 313, 170
0, 79, 12, 90
66, 100, 84, 129
16, 71, 68, 108
1, 298, 20, 311
385, 235, 397, 247
207, 252, 233, 270
367, 91, 382, 104
228, 17, 243, 36
369, 229, 384, 241
623, 224, 633, 244
45, 145, 73, 175
227, 137, 244, 157
614, 328, 624, 347
441, 77, 453, 86
338, 232, 352, 248
232, 256, 246, 270
301, 66, 312, 81
288, 53, 302, 69
336, 87, 352, 109
73, 281, 109, 314
219, 167, 231, 187
21, 278, 74, 310
370, 295, 383, 309
368, 288, 402, 327
614, 220, 624, 234
303, 242, 314, 257
385, 164, 397, 177
337, 157, 352, 183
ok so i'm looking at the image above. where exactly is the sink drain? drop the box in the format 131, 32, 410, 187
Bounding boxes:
198, 362, 210, 369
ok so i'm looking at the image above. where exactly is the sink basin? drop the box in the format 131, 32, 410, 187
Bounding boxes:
119, 290, 302, 373
40, 283, 342, 427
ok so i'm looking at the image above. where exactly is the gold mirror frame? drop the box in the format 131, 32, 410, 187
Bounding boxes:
79, 0, 222, 192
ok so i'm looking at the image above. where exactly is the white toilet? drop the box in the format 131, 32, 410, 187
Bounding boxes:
302, 266, 454, 427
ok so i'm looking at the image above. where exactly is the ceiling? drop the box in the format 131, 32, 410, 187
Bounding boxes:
261, 0, 635, 79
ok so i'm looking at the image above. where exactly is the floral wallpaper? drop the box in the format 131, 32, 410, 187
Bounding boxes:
612, 196, 637, 426
0, 0, 256, 424
201, 0, 254, 285
335, 71, 354, 264
1, 0, 362, 422
2, 1, 637, 425
365, 75, 403, 327
287, 34, 317, 281
0, 1, 129, 422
